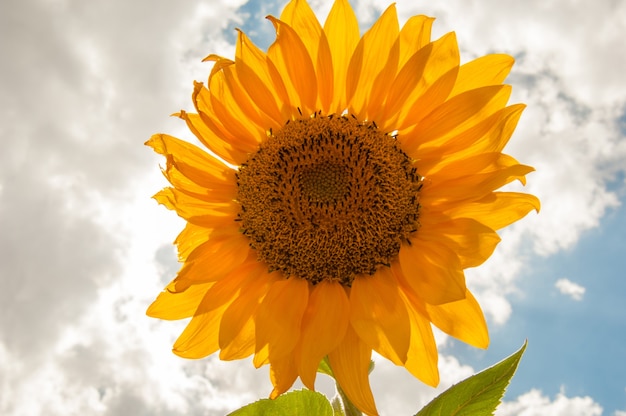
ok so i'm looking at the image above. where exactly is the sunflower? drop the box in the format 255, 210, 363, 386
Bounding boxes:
146, 0, 539, 414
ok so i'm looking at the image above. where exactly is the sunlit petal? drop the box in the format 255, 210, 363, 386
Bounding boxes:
296, 280, 350, 389
328, 325, 378, 416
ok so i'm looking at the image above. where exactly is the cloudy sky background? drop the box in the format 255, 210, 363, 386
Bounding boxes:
1, 0, 625, 414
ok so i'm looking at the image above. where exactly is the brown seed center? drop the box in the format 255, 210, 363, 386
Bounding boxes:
235, 114, 422, 286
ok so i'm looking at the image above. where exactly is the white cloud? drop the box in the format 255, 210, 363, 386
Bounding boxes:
555, 278, 586, 301
498, 389, 603, 416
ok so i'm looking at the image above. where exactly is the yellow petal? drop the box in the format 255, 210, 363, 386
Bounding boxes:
383, 32, 459, 131
172, 235, 251, 292
424, 151, 501, 179
346, 4, 399, 120
253, 343, 270, 368
296, 281, 350, 390
426, 152, 525, 184
378, 41, 432, 129
172, 303, 228, 359
416, 125, 519, 181
280, 0, 321, 53
172, 269, 251, 358
419, 217, 501, 268
426, 290, 489, 349
161, 162, 235, 203
152, 138, 236, 203
398, 239, 466, 305
280, 0, 333, 112
207, 64, 265, 151
188, 82, 255, 165
398, 15, 435, 68
420, 163, 536, 208
402, 85, 511, 155
269, 354, 299, 399
219, 269, 280, 361
450, 54, 515, 97
478, 104, 525, 154
153, 187, 239, 228
267, 16, 317, 116
177, 108, 241, 166
225, 62, 281, 132
350, 268, 410, 365
404, 312, 439, 386
255, 277, 309, 360
316, 32, 334, 113
146, 281, 213, 320
393, 277, 439, 387
146, 134, 233, 184
445, 191, 541, 230
173, 222, 215, 262
165, 208, 236, 243
160, 165, 206, 197
416, 105, 525, 175
234, 29, 289, 125
328, 325, 378, 416
366, 36, 400, 123
324, 0, 359, 113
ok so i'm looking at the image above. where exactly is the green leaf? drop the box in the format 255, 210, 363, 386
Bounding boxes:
415, 341, 527, 416
227, 389, 333, 416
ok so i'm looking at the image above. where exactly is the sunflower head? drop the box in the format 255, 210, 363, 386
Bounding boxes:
147, 1, 539, 414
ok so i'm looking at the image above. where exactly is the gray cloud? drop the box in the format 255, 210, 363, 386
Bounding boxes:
0, 0, 251, 414
0, 171, 118, 355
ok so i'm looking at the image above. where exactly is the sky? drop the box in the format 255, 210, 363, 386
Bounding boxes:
1, 0, 625, 415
